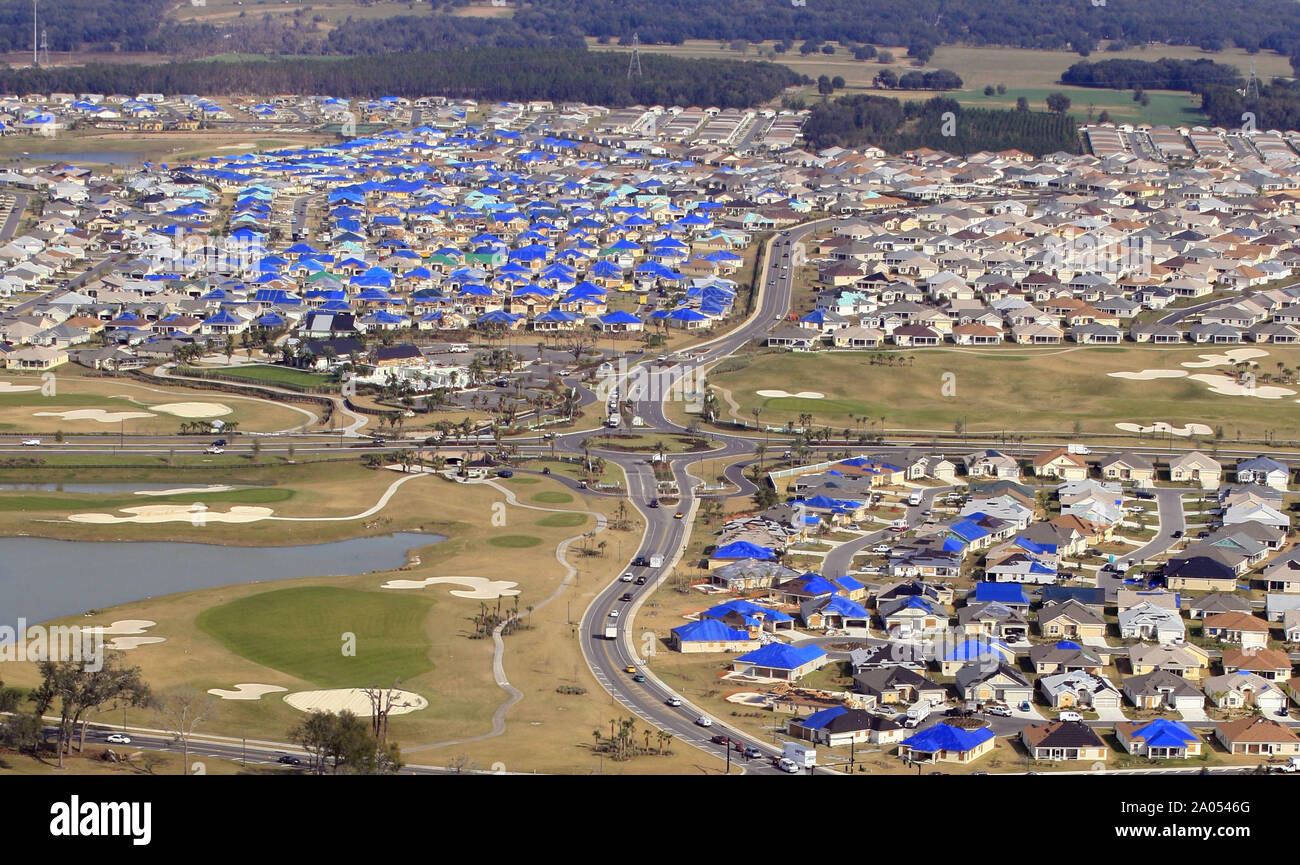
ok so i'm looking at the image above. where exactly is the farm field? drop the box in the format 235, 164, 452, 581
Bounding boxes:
589, 39, 1288, 126
703, 344, 1300, 443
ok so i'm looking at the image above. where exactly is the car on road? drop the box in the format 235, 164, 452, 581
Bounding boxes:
945, 707, 974, 717
674, 512, 684, 519
21, 438, 39, 446
648, 499, 659, 508
710, 733, 730, 745
205, 446, 224, 454
620, 572, 634, 582
695, 716, 713, 727
1171, 530, 1183, 538
666, 696, 683, 707
871, 544, 891, 554
277, 755, 302, 765
634, 576, 648, 585
106, 734, 131, 745
620, 592, 633, 602
632, 556, 649, 567
740, 745, 761, 759
211, 439, 227, 447
631, 673, 646, 682
777, 757, 800, 773
888, 524, 907, 532
608, 609, 619, 618
495, 469, 513, 478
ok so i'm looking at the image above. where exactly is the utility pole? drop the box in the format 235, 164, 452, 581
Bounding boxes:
32, 0, 37, 68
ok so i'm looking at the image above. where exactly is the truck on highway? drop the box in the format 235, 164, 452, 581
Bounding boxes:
783, 741, 816, 769
1067, 444, 1091, 455
604, 623, 618, 640
648, 554, 664, 569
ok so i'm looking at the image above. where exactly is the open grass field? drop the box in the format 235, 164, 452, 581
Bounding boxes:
0, 370, 315, 435
203, 364, 333, 389
197, 586, 437, 686
0, 472, 725, 773
0, 131, 334, 166
589, 38, 1288, 127
705, 344, 1300, 443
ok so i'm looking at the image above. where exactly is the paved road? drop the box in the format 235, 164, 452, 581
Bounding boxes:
0, 189, 29, 242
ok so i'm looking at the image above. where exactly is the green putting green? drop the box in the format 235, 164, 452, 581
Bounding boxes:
535, 513, 588, 528
531, 491, 574, 504
487, 534, 544, 548
195, 586, 435, 686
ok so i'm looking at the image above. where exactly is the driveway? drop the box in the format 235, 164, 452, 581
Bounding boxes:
1094, 705, 1131, 723
1178, 705, 1210, 722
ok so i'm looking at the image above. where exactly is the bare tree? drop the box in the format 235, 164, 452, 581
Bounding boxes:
156, 687, 218, 775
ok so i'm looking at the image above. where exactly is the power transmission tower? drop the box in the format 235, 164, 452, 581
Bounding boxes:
1245, 58, 1260, 102
627, 33, 642, 79
31, 0, 37, 67
38, 28, 49, 68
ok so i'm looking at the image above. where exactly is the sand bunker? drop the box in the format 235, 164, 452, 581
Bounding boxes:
1116, 421, 1214, 437
725, 691, 768, 705
208, 683, 289, 701
1108, 370, 1189, 381
1181, 349, 1269, 368
82, 619, 157, 636
134, 485, 236, 496
0, 381, 41, 392
1188, 374, 1296, 399
34, 409, 156, 423
69, 504, 275, 524
150, 402, 233, 418
380, 575, 521, 599
756, 389, 825, 399
104, 636, 166, 650
284, 688, 428, 716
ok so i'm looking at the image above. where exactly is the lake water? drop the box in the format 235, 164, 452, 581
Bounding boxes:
0, 531, 441, 627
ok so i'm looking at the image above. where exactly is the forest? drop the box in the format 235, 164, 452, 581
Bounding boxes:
6, 0, 1300, 63
0, 49, 803, 108
1061, 58, 1245, 91
802, 94, 1081, 156
1201, 80, 1300, 132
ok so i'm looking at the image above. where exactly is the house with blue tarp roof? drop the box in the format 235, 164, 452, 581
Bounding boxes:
1116, 718, 1202, 757
711, 541, 776, 564
899, 723, 995, 764
731, 642, 827, 681
701, 599, 795, 634
972, 583, 1032, 607
800, 593, 870, 631
669, 619, 753, 653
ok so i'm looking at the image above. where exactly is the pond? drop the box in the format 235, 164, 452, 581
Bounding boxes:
0, 531, 441, 627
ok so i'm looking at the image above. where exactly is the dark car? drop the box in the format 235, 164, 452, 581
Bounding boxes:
631, 673, 646, 682
1171, 529, 1183, 538
620, 592, 633, 602
710, 734, 730, 745
278, 755, 302, 765
648, 499, 659, 508
634, 576, 647, 585
211, 439, 227, 447
541, 466, 551, 475
632, 556, 650, 567
496, 469, 513, 478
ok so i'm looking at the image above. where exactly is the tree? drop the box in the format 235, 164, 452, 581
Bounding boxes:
831, 75, 845, 90
817, 75, 833, 96
156, 687, 217, 775
1045, 92, 1071, 113
877, 50, 895, 64
30, 655, 149, 768
984, 85, 995, 96
1016, 96, 1030, 111
1, 712, 44, 755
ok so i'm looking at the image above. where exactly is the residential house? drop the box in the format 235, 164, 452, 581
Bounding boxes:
897, 723, 995, 764
1039, 599, 1107, 640
1038, 670, 1123, 709
1128, 643, 1211, 680
1118, 602, 1187, 645
1116, 718, 1203, 758
1020, 720, 1109, 762
1169, 451, 1222, 490
1122, 670, 1206, 712
1202, 672, 1288, 713
1215, 716, 1300, 756
1203, 612, 1271, 650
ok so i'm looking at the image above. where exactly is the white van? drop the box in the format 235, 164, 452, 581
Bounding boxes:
1058, 711, 1084, 722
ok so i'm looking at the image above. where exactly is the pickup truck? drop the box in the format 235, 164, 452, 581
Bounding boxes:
205, 445, 224, 454
20, 438, 39, 446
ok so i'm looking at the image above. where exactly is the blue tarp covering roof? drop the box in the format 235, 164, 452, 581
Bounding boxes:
902, 723, 994, 753
973, 583, 1031, 605
712, 541, 776, 561
734, 642, 826, 670
671, 619, 750, 643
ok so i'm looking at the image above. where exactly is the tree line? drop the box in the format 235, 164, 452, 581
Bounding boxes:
0, 49, 802, 109
802, 94, 1081, 156
1061, 58, 1245, 91
1201, 79, 1300, 132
